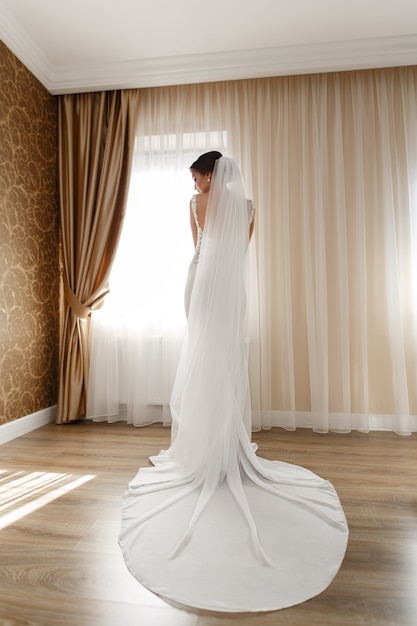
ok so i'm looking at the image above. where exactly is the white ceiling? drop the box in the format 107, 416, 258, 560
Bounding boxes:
1, 0, 417, 95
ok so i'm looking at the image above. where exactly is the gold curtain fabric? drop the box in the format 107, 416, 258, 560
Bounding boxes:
56, 90, 140, 423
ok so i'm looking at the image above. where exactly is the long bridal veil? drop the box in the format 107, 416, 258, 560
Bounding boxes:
119, 157, 348, 612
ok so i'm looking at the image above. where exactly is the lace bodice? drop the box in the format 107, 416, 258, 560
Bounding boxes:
191, 195, 203, 263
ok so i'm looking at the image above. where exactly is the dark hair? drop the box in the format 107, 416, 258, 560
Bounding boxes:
190, 151, 222, 174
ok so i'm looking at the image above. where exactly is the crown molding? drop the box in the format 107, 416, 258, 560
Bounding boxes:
1, 0, 417, 96
50, 35, 417, 95
0, 0, 55, 90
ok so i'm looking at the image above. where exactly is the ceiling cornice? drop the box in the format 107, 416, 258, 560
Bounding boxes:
1, 0, 417, 95
0, 1, 55, 88
49, 35, 417, 95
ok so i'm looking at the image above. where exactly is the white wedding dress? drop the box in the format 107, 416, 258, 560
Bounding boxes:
119, 158, 348, 612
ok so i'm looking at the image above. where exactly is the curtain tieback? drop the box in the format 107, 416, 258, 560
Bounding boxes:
63, 276, 93, 319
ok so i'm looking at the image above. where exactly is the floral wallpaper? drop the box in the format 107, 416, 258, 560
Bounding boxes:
0, 41, 59, 424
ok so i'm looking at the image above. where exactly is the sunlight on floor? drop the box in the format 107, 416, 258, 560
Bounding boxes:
407, 542, 417, 615
0, 469, 96, 529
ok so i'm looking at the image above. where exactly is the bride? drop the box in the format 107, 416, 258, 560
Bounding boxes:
119, 152, 348, 612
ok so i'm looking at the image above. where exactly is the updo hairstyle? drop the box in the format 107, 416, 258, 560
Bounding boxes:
190, 151, 223, 174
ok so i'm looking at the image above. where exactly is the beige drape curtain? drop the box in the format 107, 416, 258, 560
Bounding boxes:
56, 90, 140, 423
228, 69, 417, 432
86, 67, 417, 433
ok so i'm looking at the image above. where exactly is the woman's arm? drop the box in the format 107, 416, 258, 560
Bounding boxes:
190, 200, 198, 248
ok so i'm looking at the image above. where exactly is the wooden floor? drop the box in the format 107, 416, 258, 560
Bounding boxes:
0, 422, 416, 626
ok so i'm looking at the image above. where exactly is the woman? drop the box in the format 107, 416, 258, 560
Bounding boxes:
184, 151, 254, 316
119, 153, 348, 612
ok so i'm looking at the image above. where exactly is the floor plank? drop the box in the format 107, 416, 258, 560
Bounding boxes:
0, 422, 416, 625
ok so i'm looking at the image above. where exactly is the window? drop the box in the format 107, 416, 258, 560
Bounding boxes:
87, 131, 227, 423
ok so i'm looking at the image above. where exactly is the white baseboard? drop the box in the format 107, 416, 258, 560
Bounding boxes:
0, 405, 57, 445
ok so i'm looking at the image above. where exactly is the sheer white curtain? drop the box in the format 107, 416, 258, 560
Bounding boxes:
86, 128, 229, 425
87, 69, 417, 434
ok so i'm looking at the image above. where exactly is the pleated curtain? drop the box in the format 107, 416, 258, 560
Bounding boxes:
56, 90, 140, 423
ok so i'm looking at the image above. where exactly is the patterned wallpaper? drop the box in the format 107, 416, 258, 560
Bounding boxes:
0, 41, 59, 424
